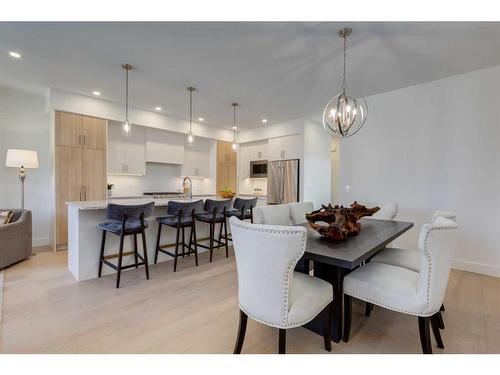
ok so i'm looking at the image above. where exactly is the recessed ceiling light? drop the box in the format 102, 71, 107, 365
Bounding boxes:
198, 117, 204, 122
155, 106, 162, 111
232, 126, 237, 130
8, 51, 22, 59
261, 118, 268, 123
92, 91, 101, 96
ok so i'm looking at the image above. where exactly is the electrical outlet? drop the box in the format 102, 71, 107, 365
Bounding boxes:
345, 185, 351, 193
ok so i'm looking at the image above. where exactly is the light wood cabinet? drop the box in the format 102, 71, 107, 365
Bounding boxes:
82, 116, 107, 150
216, 141, 237, 194
55, 111, 107, 248
55, 146, 83, 246
107, 122, 146, 175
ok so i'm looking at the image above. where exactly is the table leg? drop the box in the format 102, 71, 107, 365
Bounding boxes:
304, 262, 347, 343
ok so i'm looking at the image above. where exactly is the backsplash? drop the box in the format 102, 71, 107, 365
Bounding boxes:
108, 163, 215, 197
238, 177, 267, 195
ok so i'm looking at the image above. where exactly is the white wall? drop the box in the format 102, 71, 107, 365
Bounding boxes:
0, 84, 51, 246
303, 120, 332, 208
339, 65, 500, 277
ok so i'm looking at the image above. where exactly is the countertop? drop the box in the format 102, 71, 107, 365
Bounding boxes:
66, 194, 265, 210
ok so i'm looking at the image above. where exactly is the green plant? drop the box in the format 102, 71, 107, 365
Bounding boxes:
107, 183, 114, 190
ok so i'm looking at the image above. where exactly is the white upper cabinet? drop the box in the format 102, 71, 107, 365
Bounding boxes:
107, 122, 146, 175
239, 140, 269, 178
145, 128, 185, 165
268, 134, 302, 161
181, 137, 212, 178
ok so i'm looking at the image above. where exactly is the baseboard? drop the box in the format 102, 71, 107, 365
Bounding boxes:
452, 259, 500, 278
32, 237, 50, 247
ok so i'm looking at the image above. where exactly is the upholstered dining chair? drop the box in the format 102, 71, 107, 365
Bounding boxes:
370, 211, 456, 326
370, 203, 399, 220
229, 216, 334, 354
288, 201, 314, 225
343, 216, 458, 354
253, 204, 291, 226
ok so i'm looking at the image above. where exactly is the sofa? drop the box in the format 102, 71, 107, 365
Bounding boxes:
0, 209, 32, 269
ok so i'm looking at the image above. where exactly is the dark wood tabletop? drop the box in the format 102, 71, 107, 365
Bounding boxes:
300, 218, 414, 269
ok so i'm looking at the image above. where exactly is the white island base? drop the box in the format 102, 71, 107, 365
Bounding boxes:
67, 198, 220, 281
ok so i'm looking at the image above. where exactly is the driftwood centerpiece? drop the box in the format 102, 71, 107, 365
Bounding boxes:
306, 201, 380, 241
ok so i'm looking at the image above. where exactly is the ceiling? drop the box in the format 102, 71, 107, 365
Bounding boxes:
0, 22, 499, 130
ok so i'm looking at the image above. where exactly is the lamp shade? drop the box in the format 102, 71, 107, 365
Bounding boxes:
5, 149, 39, 168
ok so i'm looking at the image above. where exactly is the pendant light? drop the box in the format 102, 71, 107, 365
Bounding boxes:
186, 86, 196, 144
322, 27, 367, 138
122, 63, 133, 137
231, 103, 239, 151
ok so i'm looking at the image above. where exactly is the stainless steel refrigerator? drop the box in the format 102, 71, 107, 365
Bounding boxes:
267, 159, 300, 204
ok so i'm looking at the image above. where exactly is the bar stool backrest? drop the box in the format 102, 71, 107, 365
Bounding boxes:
233, 197, 258, 212
106, 202, 155, 222
167, 199, 204, 217
204, 198, 232, 214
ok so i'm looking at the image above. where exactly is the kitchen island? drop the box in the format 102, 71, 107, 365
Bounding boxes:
66, 196, 264, 281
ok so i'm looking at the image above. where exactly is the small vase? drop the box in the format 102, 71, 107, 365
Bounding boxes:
107, 190, 112, 198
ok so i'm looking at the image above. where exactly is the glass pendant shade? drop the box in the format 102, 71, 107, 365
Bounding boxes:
323, 91, 367, 137
122, 63, 133, 137
187, 132, 194, 144
122, 119, 131, 136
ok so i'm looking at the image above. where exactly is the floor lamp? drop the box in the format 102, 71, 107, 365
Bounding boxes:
5, 149, 39, 209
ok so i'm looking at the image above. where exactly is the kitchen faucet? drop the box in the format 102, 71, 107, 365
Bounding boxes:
183, 176, 193, 200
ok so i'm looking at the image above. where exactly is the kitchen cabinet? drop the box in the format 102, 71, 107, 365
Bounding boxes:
107, 121, 146, 175
239, 140, 268, 178
181, 138, 211, 178
145, 128, 185, 165
56, 111, 106, 150
216, 141, 237, 194
55, 111, 107, 248
268, 134, 302, 161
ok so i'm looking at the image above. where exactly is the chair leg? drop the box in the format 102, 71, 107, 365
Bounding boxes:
141, 228, 150, 280
224, 220, 229, 258
324, 303, 332, 352
365, 302, 372, 317
98, 230, 106, 277
182, 227, 186, 258
193, 222, 199, 267
440, 304, 445, 312
343, 294, 352, 343
187, 226, 193, 257
233, 309, 248, 354
278, 329, 286, 354
418, 317, 433, 354
133, 234, 139, 268
209, 223, 214, 263
116, 233, 125, 289
436, 311, 445, 329
430, 314, 444, 349
154, 223, 162, 264
173, 224, 180, 272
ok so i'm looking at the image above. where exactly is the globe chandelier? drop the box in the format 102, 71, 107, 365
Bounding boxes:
323, 27, 367, 138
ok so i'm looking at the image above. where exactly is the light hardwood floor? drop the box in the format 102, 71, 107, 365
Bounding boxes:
0, 248, 499, 354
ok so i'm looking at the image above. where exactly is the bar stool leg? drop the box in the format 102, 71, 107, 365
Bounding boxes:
174, 224, 181, 272
154, 222, 162, 264
182, 227, 186, 258
218, 221, 223, 250
141, 226, 149, 280
224, 219, 229, 258
187, 225, 193, 257
192, 221, 199, 267
98, 230, 106, 277
116, 232, 125, 289
133, 234, 139, 268
209, 222, 214, 263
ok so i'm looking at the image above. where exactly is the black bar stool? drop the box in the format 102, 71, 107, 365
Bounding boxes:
223, 197, 258, 243
225, 197, 258, 223
195, 198, 232, 262
154, 200, 204, 272
97, 202, 154, 288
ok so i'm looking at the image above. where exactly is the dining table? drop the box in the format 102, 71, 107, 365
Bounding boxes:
296, 217, 414, 343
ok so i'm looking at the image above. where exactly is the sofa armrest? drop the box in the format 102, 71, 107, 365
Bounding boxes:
0, 210, 32, 269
